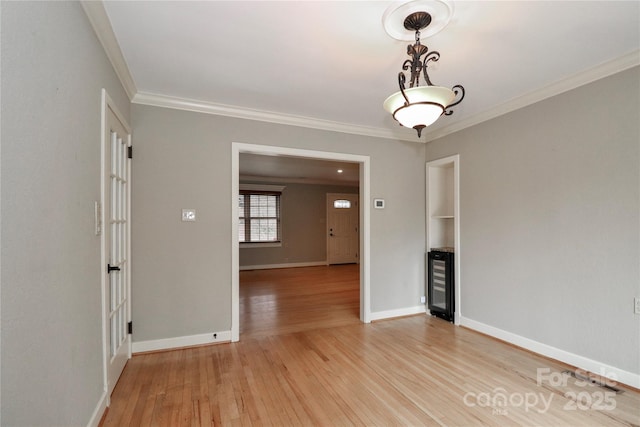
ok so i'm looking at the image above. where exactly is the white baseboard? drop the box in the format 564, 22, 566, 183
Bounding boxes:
89, 331, 231, 425
460, 317, 640, 389
86, 390, 108, 427
240, 261, 326, 271
132, 330, 232, 354
370, 305, 426, 321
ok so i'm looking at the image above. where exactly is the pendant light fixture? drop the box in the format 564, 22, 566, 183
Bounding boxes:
383, 8, 465, 137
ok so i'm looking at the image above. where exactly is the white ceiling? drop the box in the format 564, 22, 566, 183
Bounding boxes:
240, 153, 360, 186
95, 0, 639, 182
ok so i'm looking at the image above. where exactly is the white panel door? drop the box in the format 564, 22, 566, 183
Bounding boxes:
327, 193, 359, 265
104, 103, 131, 396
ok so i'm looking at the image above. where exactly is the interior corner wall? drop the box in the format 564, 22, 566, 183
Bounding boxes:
239, 182, 359, 268
1, 2, 130, 426
131, 103, 426, 342
425, 66, 640, 376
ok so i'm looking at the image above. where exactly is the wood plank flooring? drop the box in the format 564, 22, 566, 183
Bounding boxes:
239, 264, 360, 339
101, 265, 640, 426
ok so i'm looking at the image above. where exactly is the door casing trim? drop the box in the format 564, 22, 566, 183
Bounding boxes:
231, 143, 371, 341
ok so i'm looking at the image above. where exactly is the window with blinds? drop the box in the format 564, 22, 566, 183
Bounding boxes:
239, 191, 281, 243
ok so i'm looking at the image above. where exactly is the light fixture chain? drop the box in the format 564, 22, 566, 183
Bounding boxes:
407, 29, 426, 88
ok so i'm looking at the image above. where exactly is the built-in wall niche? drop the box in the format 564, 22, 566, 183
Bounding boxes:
426, 154, 460, 325
426, 155, 459, 252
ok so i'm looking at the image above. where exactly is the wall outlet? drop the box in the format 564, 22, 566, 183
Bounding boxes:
420, 296, 426, 304
635, 297, 640, 315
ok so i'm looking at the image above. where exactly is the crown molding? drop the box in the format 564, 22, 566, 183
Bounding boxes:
239, 183, 286, 192
240, 175, 359, 187
131, 49, 639, 144
81, 1, 137, 100
80, 1, 638, 144
132, 91, 418, 142
422, 50, 640, 142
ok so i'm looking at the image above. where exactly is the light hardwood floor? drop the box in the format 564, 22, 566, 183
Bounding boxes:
239, 264, 361, 339
101, 265, 639, 426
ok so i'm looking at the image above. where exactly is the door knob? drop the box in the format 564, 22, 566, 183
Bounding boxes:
107, 264, 121, 273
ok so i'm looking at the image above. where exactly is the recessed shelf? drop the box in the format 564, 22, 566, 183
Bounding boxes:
427, 154, 459, 324
427, 157, 456, 250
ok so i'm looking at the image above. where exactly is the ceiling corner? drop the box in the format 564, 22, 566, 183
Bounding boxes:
132, 91, 422, 143
422, 50, 640, 143
81, 0, 138, 100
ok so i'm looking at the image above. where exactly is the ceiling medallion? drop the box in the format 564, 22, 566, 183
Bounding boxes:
382, 2, 465, 138
382, 0, 453, 41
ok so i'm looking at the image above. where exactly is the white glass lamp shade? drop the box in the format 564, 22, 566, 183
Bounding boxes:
384, 86, 456, 129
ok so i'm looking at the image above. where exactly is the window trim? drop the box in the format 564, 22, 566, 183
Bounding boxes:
240, 242, 282, 248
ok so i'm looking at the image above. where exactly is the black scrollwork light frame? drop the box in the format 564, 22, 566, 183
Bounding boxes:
392, 11, 465, 137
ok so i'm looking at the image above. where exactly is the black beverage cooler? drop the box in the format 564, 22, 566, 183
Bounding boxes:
427, 250, 454, 322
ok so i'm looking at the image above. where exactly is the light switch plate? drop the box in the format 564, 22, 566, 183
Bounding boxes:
182, 209, 196, 222
94, 201, 102, 236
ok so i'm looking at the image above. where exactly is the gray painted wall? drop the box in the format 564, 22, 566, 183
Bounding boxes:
1, 2, 130, 425
425, 67, 640, 374
239, 182, 359, 267
131, 104, 426, 342
3, 4, 636, 425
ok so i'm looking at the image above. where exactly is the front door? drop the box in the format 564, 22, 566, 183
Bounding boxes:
103, 94, 131, 397
327, 193, 359, 264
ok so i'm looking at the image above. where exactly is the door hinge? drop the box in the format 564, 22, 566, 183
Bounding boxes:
127, 146, 133, 159
128, 321, 133, 334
